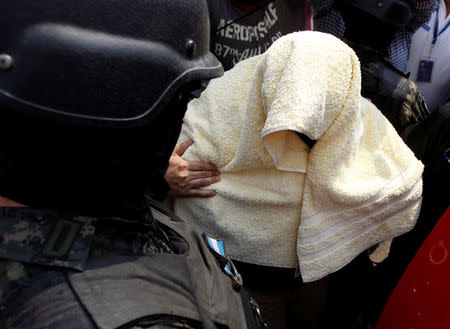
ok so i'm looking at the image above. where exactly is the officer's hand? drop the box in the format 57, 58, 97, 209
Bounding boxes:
165, 140, 220, 197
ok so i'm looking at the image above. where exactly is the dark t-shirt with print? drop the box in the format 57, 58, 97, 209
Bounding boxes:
207, 0, 305, 70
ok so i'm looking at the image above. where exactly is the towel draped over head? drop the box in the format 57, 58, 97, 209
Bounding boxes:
174, 31, 423, 283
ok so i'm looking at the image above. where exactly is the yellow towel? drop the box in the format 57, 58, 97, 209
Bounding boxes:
174, 31, 423, 282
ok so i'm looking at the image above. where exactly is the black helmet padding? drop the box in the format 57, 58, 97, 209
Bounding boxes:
0, 0, 223, 127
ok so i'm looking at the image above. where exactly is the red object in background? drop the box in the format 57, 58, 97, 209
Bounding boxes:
376, 207, 450, 329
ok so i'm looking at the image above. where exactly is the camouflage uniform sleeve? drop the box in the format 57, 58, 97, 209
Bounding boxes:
0, 260, 27, 303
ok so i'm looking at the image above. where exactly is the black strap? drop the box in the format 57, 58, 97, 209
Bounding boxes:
240, 287, 268, 329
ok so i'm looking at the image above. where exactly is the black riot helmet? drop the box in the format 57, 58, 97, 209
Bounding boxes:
0, 0, 223, 127
0, 0, 222, 215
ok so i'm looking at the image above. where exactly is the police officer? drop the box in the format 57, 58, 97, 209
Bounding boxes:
0, 0, 264, 328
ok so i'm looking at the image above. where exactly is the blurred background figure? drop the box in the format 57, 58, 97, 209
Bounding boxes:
406, 0, 450, 112
208, 0, 307, 70
309, 0, 437, 136
309, 0, 438, 72
377, 0, 450, 310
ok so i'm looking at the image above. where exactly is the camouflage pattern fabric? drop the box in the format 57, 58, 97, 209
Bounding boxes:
0, 207, 192, 328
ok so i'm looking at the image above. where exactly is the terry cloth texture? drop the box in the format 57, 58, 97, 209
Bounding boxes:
173, 31, 424, 283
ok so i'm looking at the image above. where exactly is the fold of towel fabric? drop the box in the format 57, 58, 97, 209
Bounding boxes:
173, 31, 424, 283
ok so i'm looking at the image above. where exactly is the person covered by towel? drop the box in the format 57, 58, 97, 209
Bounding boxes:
172, 30, 424, 329
165, 1, 434, 201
